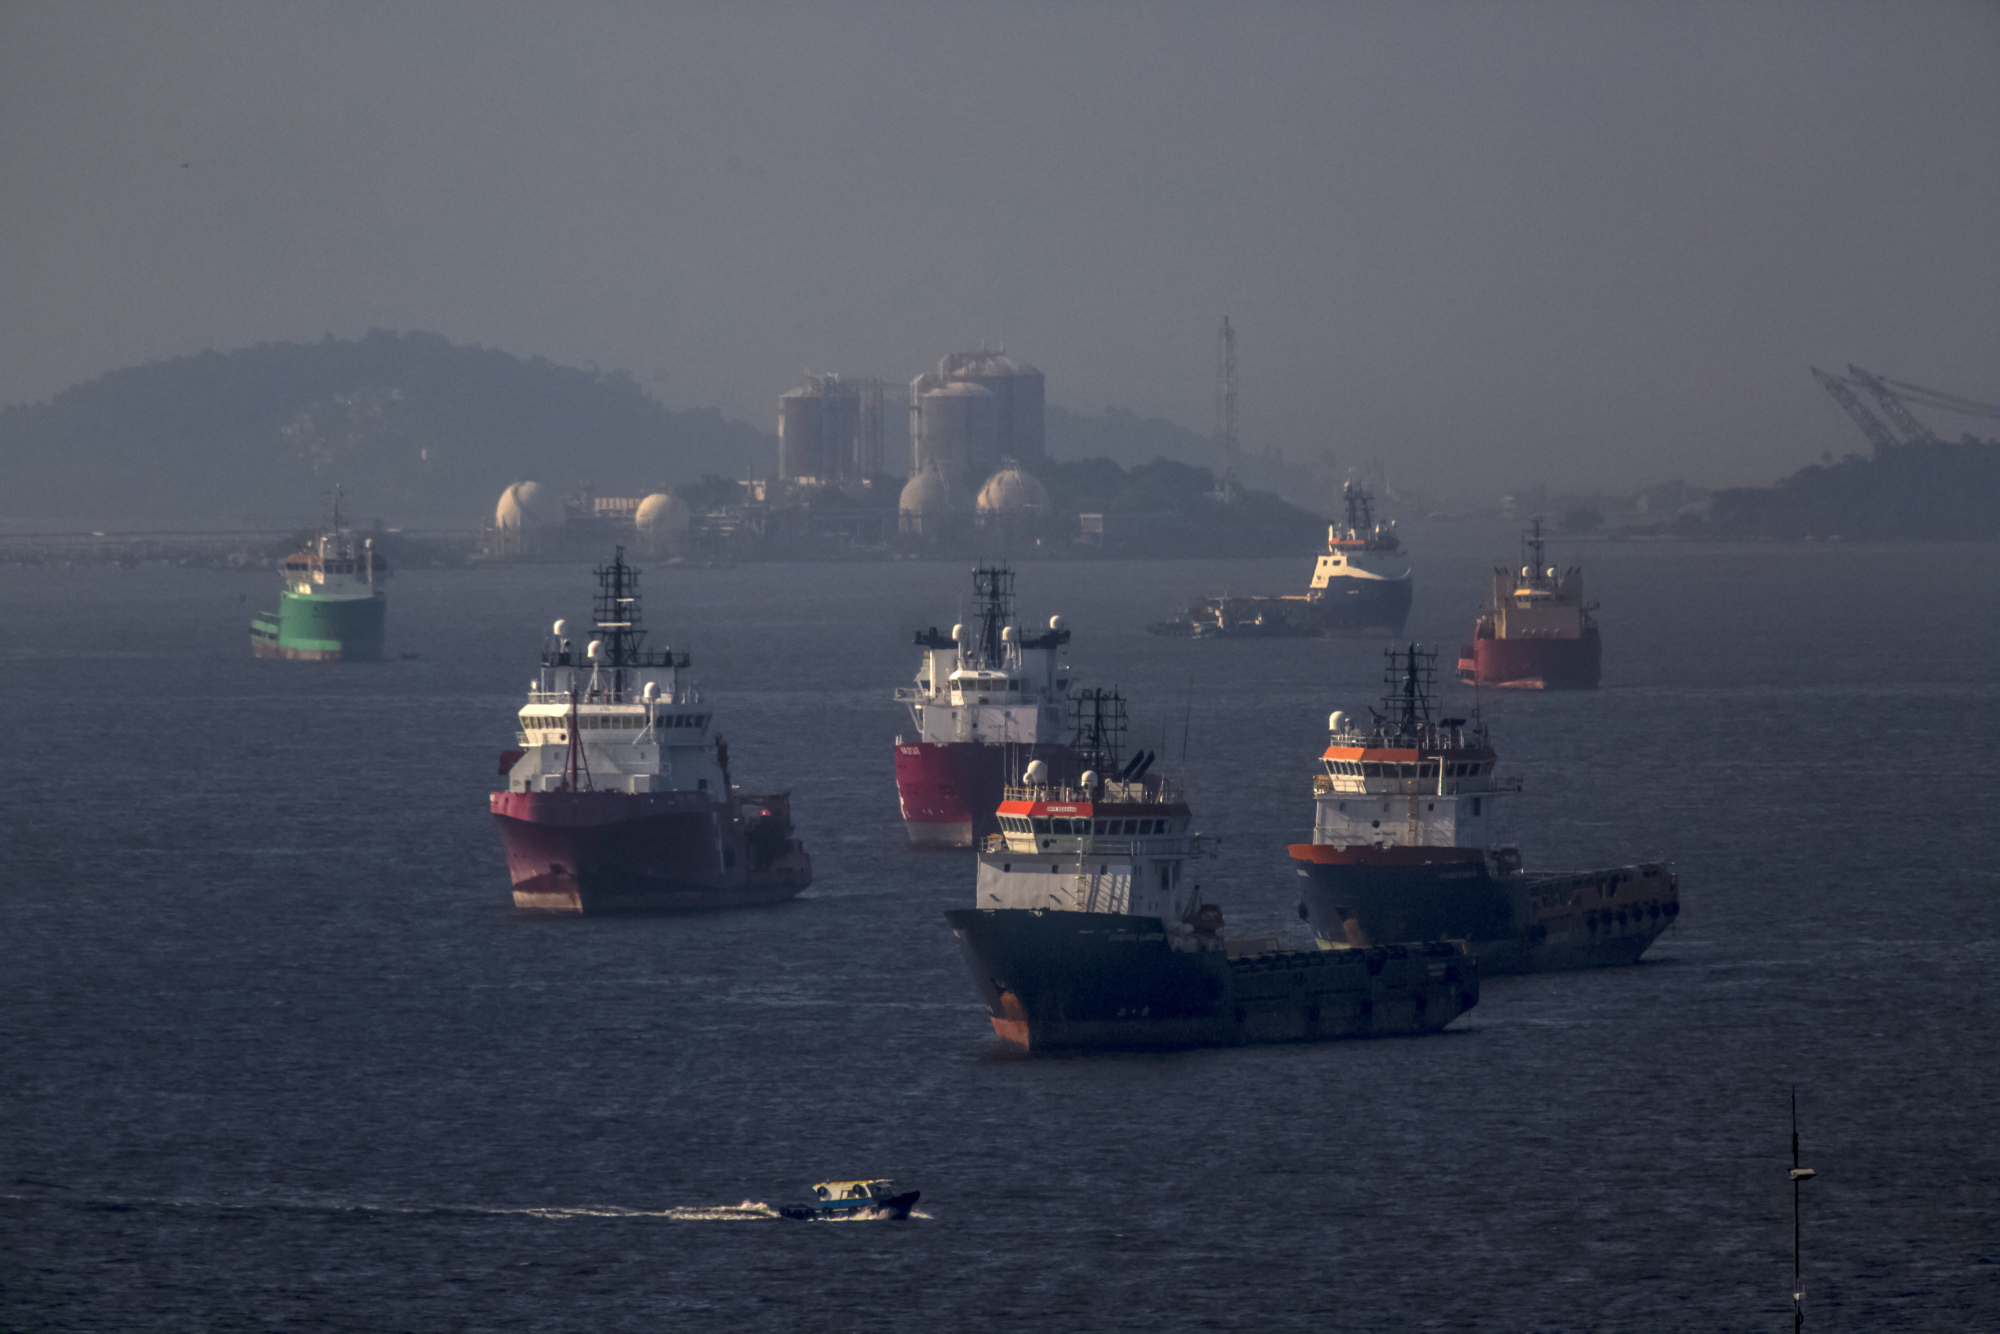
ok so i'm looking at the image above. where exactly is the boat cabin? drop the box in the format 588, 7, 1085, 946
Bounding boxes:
500, 550, 730, 799
898, 565, 1072, 746
976, 766, 1205, 927
812, 1180, 899, 1203
1308, 649, 1516, 854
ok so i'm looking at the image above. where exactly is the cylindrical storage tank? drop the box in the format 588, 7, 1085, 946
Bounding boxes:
818, 380, 862, 482
918, 381, 996, 486
778, 387, 824, 482
942, 352, 1045, 466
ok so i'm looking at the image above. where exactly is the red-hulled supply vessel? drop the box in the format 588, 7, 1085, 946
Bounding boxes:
491, 549, 810, 913
894, 565, 1080, 847
1289, 645, 1675, 974
1457, 518, 1601, 689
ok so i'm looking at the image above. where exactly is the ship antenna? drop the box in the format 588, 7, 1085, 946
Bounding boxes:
563, 686, 593, 792
1790, 1087, 1816, 1331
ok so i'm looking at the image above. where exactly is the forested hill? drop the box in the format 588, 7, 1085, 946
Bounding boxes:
1709, 439, 2000, 539
0, 331, 775, 527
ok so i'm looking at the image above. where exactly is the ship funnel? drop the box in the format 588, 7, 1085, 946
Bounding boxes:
1023, 759, 1049, 786
553, 619, 568, 637
1329, 710, 1347, 734
1048, 615, 1064, 632
1080, 769, 1099, 790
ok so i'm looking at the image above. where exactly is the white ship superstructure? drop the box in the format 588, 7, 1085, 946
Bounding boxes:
897, 570, 1072, 746
1308, 481, 1412, 590
892, 565, 1082, 846
503, 633, 723, 797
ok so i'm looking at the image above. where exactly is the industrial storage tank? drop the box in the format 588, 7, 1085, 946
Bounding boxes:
779, 375, 864, 482
634, 491, 689, 534
916, 381, 997, 487
941, 351, 1045, 466
975, 466, 1050, 515
898, 463, 959, 537
495, 480, 548, 530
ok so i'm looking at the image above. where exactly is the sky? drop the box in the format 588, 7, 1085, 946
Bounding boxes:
3, 1, 1995, 497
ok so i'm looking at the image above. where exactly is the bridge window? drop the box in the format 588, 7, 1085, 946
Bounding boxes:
1362, 763, 1381, 777
1031, 818, 1050, 834
1418, 762, 1437, 778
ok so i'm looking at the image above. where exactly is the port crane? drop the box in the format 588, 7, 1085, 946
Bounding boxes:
1810, 366, 2000, 453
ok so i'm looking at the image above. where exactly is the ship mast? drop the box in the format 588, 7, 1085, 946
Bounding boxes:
1522, 517, 1550, 589
968, 565, 1016, 669
1381, 643, 1439, 744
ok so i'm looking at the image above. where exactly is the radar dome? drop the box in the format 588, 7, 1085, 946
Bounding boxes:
975, 466, 1050, 515
635, 491, 690, 534
1023, 759, 1050, 786
495, 481, 548, 530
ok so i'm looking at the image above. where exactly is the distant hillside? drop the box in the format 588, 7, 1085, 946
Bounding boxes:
1047, 405, 1216, 468
1709, 439, 2000, 539
0, 330, 775, 527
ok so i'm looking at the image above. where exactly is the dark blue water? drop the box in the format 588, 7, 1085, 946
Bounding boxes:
4, 526, 1996, 1331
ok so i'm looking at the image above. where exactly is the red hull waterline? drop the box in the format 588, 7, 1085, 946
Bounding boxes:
1457, 632, 1601, 690
490, 790, 810, 913
893, 740, 1078, 848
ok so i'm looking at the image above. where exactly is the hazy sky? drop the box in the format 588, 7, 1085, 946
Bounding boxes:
4, 1, 1995, 495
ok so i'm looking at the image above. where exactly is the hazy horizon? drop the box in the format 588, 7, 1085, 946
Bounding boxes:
4, 2, 1995, 497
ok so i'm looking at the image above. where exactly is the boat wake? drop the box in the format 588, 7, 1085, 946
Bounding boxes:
1, 1190, 783, 1222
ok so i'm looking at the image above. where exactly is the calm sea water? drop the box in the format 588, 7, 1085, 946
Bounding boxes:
4, 524, 1995, 1331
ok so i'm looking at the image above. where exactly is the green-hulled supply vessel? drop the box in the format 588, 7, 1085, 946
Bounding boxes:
251, 505, 389, 661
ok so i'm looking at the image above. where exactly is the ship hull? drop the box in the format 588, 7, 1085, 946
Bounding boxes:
1152, 576, 1412, 638
946, 909, 1476, 1052
251, 591, 387, 662
1288, 845, 1676, 975
1456, 630, 1601, 690
894, 740, 1079, 847
490, 790, 810, 914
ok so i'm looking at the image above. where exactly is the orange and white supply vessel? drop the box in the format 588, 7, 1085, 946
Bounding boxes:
945, 694, 1476, 1053
893, 565, 1080, 847
490, 549, 810, 914
1456, 518, 1601, 689
1289, 645, 1675, 974
1148, 482, 1412, 637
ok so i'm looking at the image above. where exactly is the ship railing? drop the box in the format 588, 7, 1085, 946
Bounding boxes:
525, 687, 696, 708
1001, 777, 1185, 805
1312, 773, 1524, 797
995, 834, 1206, 857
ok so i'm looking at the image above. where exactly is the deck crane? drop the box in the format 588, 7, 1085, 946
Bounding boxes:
1845, 365, 1939, 444
1810, 367, 1900, 453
